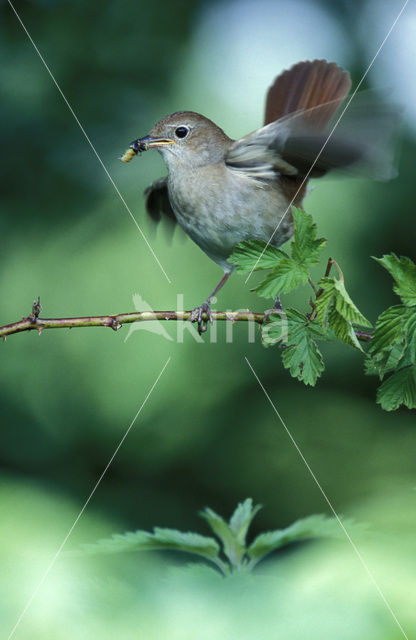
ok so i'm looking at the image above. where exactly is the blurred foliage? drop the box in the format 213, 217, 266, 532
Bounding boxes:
1, 0, 416, 637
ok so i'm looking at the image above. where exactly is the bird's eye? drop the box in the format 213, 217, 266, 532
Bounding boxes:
175, 126, 189, 139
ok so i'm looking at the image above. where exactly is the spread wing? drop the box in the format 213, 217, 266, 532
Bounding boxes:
226, 59, 354, 180
144, 177, 177, 226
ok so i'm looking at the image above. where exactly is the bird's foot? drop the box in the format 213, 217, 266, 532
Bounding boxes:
190, 300, 213, 335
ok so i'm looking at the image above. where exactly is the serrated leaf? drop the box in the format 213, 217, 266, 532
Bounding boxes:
75, 527, 220, 561
261, 311, 288, 347
279, 309, 325, 385
229, 498, 262, 546
368, 305, 407, 356
315, 276, 371, 351
228, 240, 288, 273
253, 258, 309, 298
328, 306, 363, 351
200, 507, 245, 565
290, 206, 327, 266
317, 277, 371, 327
376, 365, 416, 410
282, 338, 324, 386
247, 515, 364, 567
404, 307, 416, 362
262, 308, 328, 347
374, 254, 416, 306
365, 342, 406, 378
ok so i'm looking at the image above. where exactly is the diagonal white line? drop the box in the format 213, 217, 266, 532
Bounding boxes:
245, 0, 410, 284
7, 0, 171, 284
6, 356, 171, 640
245, 356, 409, 640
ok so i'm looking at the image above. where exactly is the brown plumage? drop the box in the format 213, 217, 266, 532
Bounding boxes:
123, 59, 397, 333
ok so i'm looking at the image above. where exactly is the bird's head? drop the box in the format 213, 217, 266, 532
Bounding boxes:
128, 111, 231, 169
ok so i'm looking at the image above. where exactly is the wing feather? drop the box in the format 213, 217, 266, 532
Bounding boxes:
226, 60, 353, 181
144, 177, 177, 225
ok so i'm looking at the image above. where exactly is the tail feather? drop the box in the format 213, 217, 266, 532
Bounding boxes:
264, 59, 351, 129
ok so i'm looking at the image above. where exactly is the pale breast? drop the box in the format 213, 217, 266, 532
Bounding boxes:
167, 163, 297, 269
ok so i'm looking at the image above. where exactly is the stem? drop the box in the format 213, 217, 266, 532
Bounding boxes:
308, 278, 318, 295
0, 305, 265, 339
329, 258, 344, 283
0, 298, 372, 342
210, 556, 231, 577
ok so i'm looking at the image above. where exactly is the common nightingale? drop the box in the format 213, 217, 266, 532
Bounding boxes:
122, 59, 396, 333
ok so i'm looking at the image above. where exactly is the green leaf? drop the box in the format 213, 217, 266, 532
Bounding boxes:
230, 208, 326, 299
376, 365, 416, 410
365, 342, 406, 378
200, 507, 245, 566
328, 306, 364, 351
75, 527, 220, 561
368, 305, 407, 356
228, 240, 287, 273
317, 277, 371, 327
374, 254, 416, 306
366, 305, 407, 375
229, 498, 262, 547
247, 514, 363, 567
253, 259, 309, 298
290, 206, 327, 266
261, 311, 288, 347
404, 307, 416, 362
315, 277, 371, 350
279, 309, 325, 385
282, 337, 324, 386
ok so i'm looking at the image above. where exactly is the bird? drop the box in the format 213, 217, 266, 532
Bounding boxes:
122, 59, 396, 333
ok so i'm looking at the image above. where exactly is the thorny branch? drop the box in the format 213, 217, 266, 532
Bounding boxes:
0, 297, 373, 341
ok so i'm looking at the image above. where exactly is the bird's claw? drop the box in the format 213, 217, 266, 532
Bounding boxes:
190, 301, 213, 335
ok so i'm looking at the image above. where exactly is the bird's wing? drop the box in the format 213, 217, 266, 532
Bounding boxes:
226, 59, 354, 180
144, 177, 177, 225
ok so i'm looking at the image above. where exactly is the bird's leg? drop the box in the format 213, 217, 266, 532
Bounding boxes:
191, 271, 232, 335
262, 295, 283, 324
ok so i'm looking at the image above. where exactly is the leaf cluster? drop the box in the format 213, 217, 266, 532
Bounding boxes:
72, 498, 356, 575
229, 209, 416, 412
230, 207, 371, 387
366, 254, 416, 410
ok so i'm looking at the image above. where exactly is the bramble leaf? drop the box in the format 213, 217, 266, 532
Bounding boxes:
274, 309, 325, 385
376, 365, 416, 411
405, 307, 416, 362
365, 342, 405, 378
282, 336, 324, 386
316, 277, 371, 327
374, 254, 416, 306
316, 277, 371, 351
253, 259, 309, 298
328, 306, 364, 351
229, 207, 326, 298
368, 305, 406, 356
290, 206, 327, 266
228, 240, 287, 273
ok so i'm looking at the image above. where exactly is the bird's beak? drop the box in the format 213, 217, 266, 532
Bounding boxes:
120, 135, 175, 162
131, 135, 175, 152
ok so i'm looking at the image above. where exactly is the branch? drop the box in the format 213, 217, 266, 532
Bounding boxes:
0, 299, 265, 339
0, 298, 373, 342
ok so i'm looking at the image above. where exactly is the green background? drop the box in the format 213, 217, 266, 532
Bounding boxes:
1, 0, 415, 637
